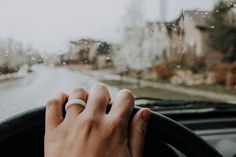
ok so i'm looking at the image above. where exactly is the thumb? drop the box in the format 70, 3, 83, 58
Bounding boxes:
129, 108, 151, 157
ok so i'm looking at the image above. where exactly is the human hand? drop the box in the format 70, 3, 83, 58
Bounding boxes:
44, 83, 151, 157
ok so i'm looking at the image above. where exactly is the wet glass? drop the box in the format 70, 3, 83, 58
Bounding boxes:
0, 0, 236, 121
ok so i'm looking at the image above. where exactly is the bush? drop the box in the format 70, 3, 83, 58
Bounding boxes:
154, 64, 173, 80
164, 52, 206, 73
0, 66, 19, 74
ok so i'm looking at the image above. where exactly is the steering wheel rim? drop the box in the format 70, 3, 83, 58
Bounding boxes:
0, 106, 222, 157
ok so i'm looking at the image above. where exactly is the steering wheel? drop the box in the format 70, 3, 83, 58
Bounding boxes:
0, 106, 222, 157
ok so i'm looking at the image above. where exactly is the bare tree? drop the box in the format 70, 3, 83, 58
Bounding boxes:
113, 0, 168, 82
0, 37, 41, 74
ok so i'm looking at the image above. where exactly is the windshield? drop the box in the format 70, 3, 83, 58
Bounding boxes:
0, 0, 236, 121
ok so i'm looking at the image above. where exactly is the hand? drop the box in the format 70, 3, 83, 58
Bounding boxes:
44, 83, 151, 157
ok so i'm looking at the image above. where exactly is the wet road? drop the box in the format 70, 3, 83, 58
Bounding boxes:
0, 65, 118, 122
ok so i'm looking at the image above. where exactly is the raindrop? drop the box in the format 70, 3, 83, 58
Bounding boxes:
210, 25, 215, 29
83, 59, 88, 64
204, 12, 209, 15
176, 65, 181, 69
216, 9, 219, 13
62, 62, 66, 65
4, 50, 9, 54
31, 57, 36, 61
195, 12, 199, 15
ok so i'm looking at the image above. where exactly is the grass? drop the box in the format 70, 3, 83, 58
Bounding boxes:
102, 80, 209, 101
181, 84, 236, 96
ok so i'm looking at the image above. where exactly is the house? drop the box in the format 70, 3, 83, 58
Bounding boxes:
69, 39, 99, 64
165, 10, 211, 56
165, 6, 236, 56
60, 39, 113, 69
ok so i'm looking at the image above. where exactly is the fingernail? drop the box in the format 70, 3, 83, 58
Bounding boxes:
141, 109, 151, 123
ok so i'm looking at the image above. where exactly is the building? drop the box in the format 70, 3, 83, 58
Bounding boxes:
165, 6, 236, 56
60, 39, 112, 69
165, 10, 210, 56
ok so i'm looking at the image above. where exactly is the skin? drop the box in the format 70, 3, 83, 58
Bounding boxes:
45, 83, 151, 157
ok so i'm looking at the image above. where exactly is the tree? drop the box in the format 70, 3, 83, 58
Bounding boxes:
208, 0, 236, 62
113, 0, 168, 82
0, 37, 41, 74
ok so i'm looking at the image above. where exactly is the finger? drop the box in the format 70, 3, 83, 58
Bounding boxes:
109, 89, 134, 121
84, 83, 110, 116
129, 108, 151, 157
65, 88, 88, 119
45, 92, 68, 131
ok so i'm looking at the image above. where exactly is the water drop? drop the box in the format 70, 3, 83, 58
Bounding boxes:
210, 25, 215, 29
83, 59, 88, 64
176, 65, 181, 69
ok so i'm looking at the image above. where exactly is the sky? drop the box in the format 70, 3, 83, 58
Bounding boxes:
0, 0, 217, 54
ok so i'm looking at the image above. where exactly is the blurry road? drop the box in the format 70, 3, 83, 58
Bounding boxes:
0, 65, 118, 122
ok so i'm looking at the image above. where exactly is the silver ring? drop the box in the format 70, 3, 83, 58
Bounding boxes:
65, 98, 86, 109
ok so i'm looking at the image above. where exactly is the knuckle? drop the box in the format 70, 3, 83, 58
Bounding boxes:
94, 83, 108, 91
72, 87, 87, 94
120, 89, 134, 100
46, 98, 60, 108
81, 114, 99, 126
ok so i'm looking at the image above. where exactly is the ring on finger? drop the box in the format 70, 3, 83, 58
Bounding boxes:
65, 98, 86, 110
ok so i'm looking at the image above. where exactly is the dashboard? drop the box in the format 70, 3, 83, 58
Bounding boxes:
164, 111, 236, 157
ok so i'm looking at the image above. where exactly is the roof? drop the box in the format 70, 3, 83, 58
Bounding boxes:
184, 10, 211, 28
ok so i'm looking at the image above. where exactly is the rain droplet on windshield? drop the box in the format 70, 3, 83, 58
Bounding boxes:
83, 59, 88, 64
176, 65, 182, 69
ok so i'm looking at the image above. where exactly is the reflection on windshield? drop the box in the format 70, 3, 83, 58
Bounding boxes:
0, 0, 236, 120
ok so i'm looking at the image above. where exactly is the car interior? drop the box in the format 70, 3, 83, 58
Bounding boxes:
0, 0, 236, 157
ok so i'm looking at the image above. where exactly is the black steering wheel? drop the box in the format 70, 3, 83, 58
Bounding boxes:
0, 106, 222, 157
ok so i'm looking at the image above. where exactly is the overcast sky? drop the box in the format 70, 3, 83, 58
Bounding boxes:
0, 0, 217, 54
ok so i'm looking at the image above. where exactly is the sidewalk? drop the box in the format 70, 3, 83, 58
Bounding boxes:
82, 70, 236, 102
